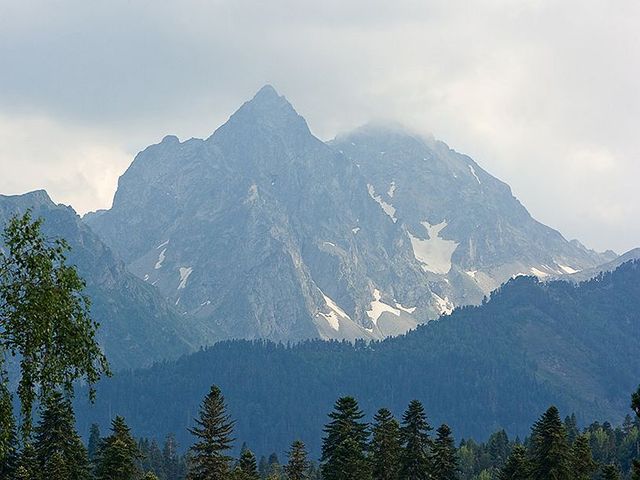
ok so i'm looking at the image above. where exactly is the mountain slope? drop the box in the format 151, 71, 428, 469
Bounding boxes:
86, 85, 615, 341
0, 191, 214, 369
75, 260, 640, 457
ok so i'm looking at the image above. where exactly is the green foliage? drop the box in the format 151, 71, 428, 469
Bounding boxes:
321, 396, 371, 480
528, 406, 570, 480
285, 440, 310, 480
400, 400, 432, 480
632, 386, 640, 420
370, 408, 402, 480
33, 391, 91, 479
499, 444, 529, 480
569, 434, 597, 480
0, 377, 18, 476
187, 385, 235, 480
431, 424, 458, 480
234, 446, 259, 480
95, 416, 142, 480
601, 464, 621, 480
0, 211, 109, 436
632, 460, 640, 480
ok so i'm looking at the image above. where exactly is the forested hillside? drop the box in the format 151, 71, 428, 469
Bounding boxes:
75, 260, 640, 458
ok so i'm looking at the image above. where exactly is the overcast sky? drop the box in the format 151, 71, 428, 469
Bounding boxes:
0, 0, 638, 253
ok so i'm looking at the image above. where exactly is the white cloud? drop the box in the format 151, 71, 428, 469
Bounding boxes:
0, 0, 638, 251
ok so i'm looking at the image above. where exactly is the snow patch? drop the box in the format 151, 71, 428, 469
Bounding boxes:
178, 267, 193, 290
387, 181, 396, 198
557, 263, 580, 274
408, 221, 459, 275
246, 183, 259, 203
318, 291, 351, 331
200, 300, 211, 306
466, 270, 477, 278
352, 227, 360, 234
144, 274, 149, 281
157, 240, 169, 250
469, 165, 481, 184
432, 293, 454, 315
323, 241, 336, 247
530, 267, 549, 278
395, 302, 416, 314
155, 248, 167, 269
367, 184, 397, 222
366, 289, 401, 325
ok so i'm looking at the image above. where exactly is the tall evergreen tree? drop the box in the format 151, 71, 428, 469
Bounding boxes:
95, 416, 142, 480
400, 400, 432, 480
87, 424, 101, 465
235, 446, 259, 480
563, 414, 579, 445
632, 460, 640, 480
285, 440, 310, 480
15, 443, 37, 480
0, 378, 18, 478
487, 430, 510, 470
163, 433, 185, 480
431, 424, 458, 480
321, 396, 371, 480
601, 464, 621, 480
33, 391, 91, 480
370, 408, 402, 480
569, 434, 597, 480
529, 406, 570, 480
187, 385, 235, 480
499, 444, 529, 480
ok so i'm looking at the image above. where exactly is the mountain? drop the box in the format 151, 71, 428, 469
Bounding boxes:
75, 260, 640, 458
85, 85, 615, 341
0, 191, 214, 370
560, 247, 640, 283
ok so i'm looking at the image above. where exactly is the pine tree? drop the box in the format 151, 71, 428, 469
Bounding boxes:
563, 414, 579, 444
370, 408, 402, 480
33, 391, 91, 480
285, 440, 310, 480
0, 379, 18, 478
88, 424, 101, 465
569, 434, 596, 480
499, 444, 529, 480
15, 443, 37, 480
431, 424, 458, 480
601, 464, 621, 480
187, 385, 235, 480
529, 406, 570, 480
400, 400, 432, 480
95, 416, 142, 480
321, 396, 371, 480
236, 446, 260, 480
163, 433, 185, 480
632, 460, 640, 480
487, 430, 510, 470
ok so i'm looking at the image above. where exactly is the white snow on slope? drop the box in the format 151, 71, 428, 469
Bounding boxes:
178, 267, 193, 290
157, 240, 169, 249
367, 184, 397, 222
352, 227, 360, 234
432, 292, 454, 315
395, 302, 416, 314
469, 165, 481, 184
408, 221, 459, 275
557, 263, 580, 274
155, 248, 167, 269
465, 270, 478, 278
318, 291, 351, 331
366, 289, 401, 325
387, 181, 396, 198
530, 267, 550, 278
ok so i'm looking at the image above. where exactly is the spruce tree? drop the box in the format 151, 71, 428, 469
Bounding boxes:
187, 385, 235, 480
0, 379, 18, 478
33, 391, 91, 480
431, 424, 458, 480
163, 433, 185, 480
285, 440, 310, 480
321, 396, 371, 480
499, 444, 529, 480
529, 406, 570, 480
632, 460, 640, 480
95, 416, 142, 480
400, 400, 432, 480
16, 443, 37, 480
88, 424, 101, 465
569, 434, 596, 480
236, 446, 260, 480
601, 464, 621, 480
370, 408, 402, 480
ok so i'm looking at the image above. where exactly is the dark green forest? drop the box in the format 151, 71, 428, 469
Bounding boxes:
75, 260, 640, 457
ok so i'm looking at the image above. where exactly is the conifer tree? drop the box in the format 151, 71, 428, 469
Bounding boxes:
15, 443, 37, 480
95, 416, 142, 480
487, 430, 510, 470
187, 385, 235, 480
321, 396, 371, 480
235, 446, 260, 480
563, 414, 579, 444
569, 434, 597, 480
87, 424, 101, 465
143, 473, 160, 480
632, 460, 640, 480
601, 464, 621, 480
0, 379, 18, 478
370, 408, 402, 480
499, 444, 529, 480
163, 433, 185, 480
285, 440, 310, 480
529, 406, 570, 480
400, 400, 432, 480
33, 391, 91, 479
431, 424, 458, 480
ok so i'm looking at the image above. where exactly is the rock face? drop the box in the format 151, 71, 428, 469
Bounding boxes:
0, 191, 213, 370
86, 86, 615, 342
